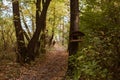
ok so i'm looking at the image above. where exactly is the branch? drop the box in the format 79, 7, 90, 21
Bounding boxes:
20, 10, 32, 38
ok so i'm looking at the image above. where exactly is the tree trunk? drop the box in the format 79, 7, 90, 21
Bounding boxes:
68, 0, 79, 55
12, 0, 27, 63
66, 0, 80, 78
12, 0, 51, 63
26, 0, 51, 62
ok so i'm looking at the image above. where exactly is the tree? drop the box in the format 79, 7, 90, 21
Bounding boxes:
27, 0, 51, 61
12, 0, 27, 63
46, 0, 69, 46
66, 0, 80, 79
12, 0, 51, 63
68, 0, 79, 55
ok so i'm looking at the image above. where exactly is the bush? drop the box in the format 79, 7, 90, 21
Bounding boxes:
67, 29, 120, 80
68, 46, 110, 80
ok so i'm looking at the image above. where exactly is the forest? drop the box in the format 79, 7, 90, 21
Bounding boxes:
0, 0, 120, 80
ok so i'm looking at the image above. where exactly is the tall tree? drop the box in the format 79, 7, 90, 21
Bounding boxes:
66, 0, 80, 78
12, 0, 27, 63
68, 0, 79, 55
12, 0, 51, 63
27, 0, 51, 61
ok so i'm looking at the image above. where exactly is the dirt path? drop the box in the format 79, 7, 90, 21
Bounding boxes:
19, 44, 68, 80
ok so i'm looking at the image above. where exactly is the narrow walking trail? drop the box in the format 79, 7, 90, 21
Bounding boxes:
19, 44, 68, 80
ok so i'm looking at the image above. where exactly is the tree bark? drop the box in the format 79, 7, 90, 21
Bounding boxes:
66, 0, 80, 78
26, 0, 51, 61
12, 0, 27, 63
68, 0, 79, 55
12, 0, 51, 63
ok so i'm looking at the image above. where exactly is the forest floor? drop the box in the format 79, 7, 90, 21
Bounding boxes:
0, 44, 68, 80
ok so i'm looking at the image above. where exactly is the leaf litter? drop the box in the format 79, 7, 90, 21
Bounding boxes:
0, 44, 68, 80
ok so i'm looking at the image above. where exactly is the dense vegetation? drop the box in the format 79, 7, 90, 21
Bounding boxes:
67, 0, 120, 80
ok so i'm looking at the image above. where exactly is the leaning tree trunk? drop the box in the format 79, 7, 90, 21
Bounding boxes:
12, 0, 27, 63
68, 0, 79, 55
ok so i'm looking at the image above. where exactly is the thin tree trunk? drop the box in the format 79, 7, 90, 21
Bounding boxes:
21, 11, 32, 38
1, 25, 6, 50
49, 29, 54, 46
12, 0, 27, 63
31, 16, 35, 33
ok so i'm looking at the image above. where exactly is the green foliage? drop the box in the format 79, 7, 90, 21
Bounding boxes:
46, 0, 69, 43
68, 46, 110, 80
68, 29, 120, 80
67, 0, 120, 80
